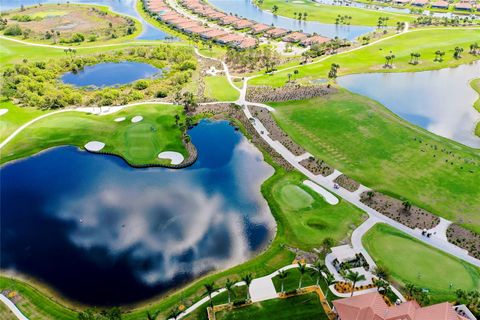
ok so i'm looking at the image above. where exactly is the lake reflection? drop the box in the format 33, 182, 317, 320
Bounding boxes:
0, 120, 275, 305
337, 62, 480, 148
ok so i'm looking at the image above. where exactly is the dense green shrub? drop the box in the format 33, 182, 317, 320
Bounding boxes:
133, 80, 149, 90
4, 24, 22, 36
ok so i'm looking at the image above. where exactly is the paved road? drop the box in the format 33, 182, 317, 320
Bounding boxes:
0, 294, 28, 320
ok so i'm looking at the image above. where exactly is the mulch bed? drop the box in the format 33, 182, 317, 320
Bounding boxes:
249, 105, 306, 156
446, 224, 480, 260
360, 191, 440, 230
334, 174, 360, 192
299, 157, 334, 177
246, 84, 336, 103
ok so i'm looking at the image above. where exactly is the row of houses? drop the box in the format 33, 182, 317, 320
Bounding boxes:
146, 0, 257, 49
179, 0, 331, 46
392, 0, 478, 10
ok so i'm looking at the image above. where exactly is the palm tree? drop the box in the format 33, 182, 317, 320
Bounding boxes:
312, 259, 327, 286
204, 282, 216, 308
373, 278, 389, 293
225, 279, 235, 304
287, 73, 292, 82
324, 272, 336, 300
298, 263, 307, 289
345, 271, 366, 297
272, 5, 279, 14
242, 274, 253, 300
277, 270, 288, 293
146, 310, 160, 320
167, 306, 181, 320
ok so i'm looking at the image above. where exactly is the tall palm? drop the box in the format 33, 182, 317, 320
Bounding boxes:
324, 272, 336, 300
167, 306, 181, 320
146, 310, 160, 320
277, 270, 288, 293
242, 274, 253, 300
345, 271, 366, 297
204, 282, 216, 308
225, 278, 235, 304
298, 263, 307, 289
312, 259, 327, 286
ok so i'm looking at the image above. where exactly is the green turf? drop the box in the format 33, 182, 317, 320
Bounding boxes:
269, 172, 365, 249
204, 76, 239, 101
0, 99, 47, 141
250, 28, 480, 87
270, 90, 480, 232
0, 104, 188, 166
255, 0, 416, 26
0, 298, 17, 320
278, 184, 314, 210
363, 223, 480, 303
472, 79, 480, 137
215, 293, 328, 320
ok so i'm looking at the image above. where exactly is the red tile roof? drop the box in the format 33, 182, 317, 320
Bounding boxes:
283, 31, 308, 42
251, 23, 271, 33
431, 0, 449, 7
232, 19, 254, 29
265, 27, 289, 37
301, 35, 330, 46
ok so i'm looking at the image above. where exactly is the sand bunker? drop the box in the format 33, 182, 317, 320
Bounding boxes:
131, 116, 143, 123
84, 141, 105, 152
158, 151, 184, 165
0, 109, 8, 116
114, 117, 126, 122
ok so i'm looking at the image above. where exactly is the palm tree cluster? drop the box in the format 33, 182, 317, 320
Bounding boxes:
383, 54, 395, 68
293, 12, 308, 20
456, 289, 480, 317
469, 42, 479, 55
396, 22, 405, 32
335, 15, 352, 26
272, 4, 279, 14
404, 283, 430, 306
434, 50, 445, 62
377, 16, 390, 28
409, 52, 421, 65
328, 63, 340, 79
453, 46, 464, 59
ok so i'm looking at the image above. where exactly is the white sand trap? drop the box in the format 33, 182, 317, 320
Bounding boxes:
0, 109, 8, 116
85, 141, 105, 152
293, 0, 305, 3
114, 117, 126, 122
158, 151, 184, 165
131, 116, 143, 123
303, 180, 339, 205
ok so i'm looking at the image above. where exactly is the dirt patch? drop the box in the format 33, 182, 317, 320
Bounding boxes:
194, 103, 294, 171
447, 224, 480, 260
246, 84, 336, 103
3, 4, 136, 42
360, 191, 440, 230
334, 174, 360, 192
299, 157, 334, 177
249, 105, 305, 156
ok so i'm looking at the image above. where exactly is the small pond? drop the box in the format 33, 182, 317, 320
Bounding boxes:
337, 62, 480, 148
61, 61, 162, 88
0, 120, 275, 305
2, 0, 174, 40
209, 0, 374, 40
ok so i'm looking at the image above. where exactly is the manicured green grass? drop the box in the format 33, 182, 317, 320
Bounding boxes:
1, 104, 188, 166
269, 171, 366, 249
250, 28, 480, 87
0, 299, 17, 320
270, 90, 480, 232
0, 99, 47, 141
472, 78, 480, 113
215, 293, 328, 320
363, 223, 480, 303
0, 277, 78, 320
204, 76, 240, 101
256, 0, 416, 26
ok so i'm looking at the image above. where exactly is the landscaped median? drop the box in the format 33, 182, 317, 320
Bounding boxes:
362, 223, 480, 303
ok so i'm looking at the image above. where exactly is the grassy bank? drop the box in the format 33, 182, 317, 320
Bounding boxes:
215, 293, 328, 320
363, 223, 480, 303
250, 28, 480, 87
471, 78, 480, 137
204, 76, 240, 101
0, 100, 47, 141
255, 0, 416, 26
270, 89, 480, 232
1, 104, 188, 166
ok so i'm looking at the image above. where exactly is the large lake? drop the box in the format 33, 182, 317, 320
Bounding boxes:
337, 62, 480, 148
0, 120, 275, 305
209, 0, 373, 40
0, 0, 173, 40
62, 62, 162, 87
